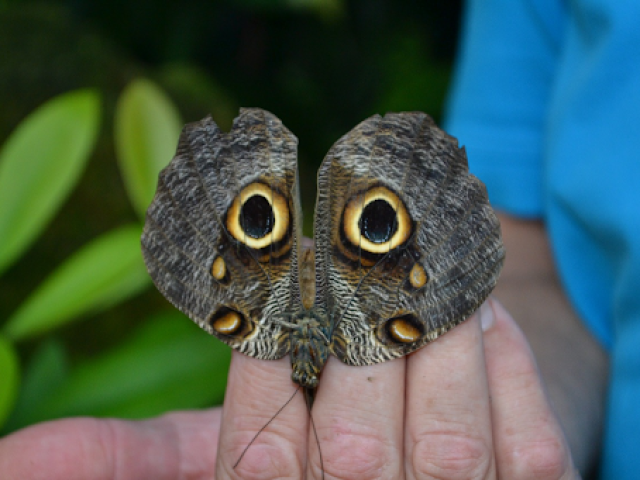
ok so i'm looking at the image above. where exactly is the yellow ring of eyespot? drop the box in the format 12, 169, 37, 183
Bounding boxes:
409, 263, 427, 288
388, 318, 422, 343
342, 186, 411, 254
211, 256, 227, 281
226, 182, 289, 249
212, 310, 243, 335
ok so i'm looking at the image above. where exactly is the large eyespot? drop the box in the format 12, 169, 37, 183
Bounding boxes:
226, 182, 290, 250
380, 314, 424, 344
342, 186, 412, 255
208, 307, 252, 338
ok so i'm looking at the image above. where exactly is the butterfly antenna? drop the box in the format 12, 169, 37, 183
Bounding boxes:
305, 389, 325, 480
233, 386, 301, 469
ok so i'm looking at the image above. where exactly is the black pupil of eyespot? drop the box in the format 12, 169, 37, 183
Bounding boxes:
359, 199, 397, 243
240, 195, 274, 238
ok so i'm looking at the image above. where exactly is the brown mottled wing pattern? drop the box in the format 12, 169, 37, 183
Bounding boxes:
142, 108, 302, 360
314, 112, 505, 366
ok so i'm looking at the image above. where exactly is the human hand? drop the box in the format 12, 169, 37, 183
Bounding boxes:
216, 297, 579, 479
0, 298, 578, 479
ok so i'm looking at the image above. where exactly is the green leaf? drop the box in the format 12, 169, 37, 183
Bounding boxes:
30, 312, 230, 422
3, 225, 149, 341
1, 339, 68, 433
115, 79, 182, 218
0, 335, 20, 428
0, 89, 101, 276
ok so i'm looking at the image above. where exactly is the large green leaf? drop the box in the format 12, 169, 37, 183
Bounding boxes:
0, 89, 101, 276
1, 339, 68, 434
27, 312, 230, 422
0, 335, 20, 428
115, 79, 182, 219
3, 225, 149, 341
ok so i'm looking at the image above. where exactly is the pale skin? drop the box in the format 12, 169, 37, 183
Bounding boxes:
0, 214, 608, 479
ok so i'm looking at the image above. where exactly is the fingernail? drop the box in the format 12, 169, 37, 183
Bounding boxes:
479, 300, 495, 332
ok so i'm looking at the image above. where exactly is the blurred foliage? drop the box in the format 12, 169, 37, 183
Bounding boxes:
0, 80, 233, 435
0, 0, 461, 434
0, 90, 100, 276
115, 79, 183, 218
4, 224, 149, 341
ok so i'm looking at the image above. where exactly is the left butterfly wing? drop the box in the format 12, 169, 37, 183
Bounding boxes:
142, 108, 303, 360
313, 112, 505, 366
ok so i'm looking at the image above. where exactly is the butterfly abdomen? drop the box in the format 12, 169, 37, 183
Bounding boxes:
289, 311, 331, 389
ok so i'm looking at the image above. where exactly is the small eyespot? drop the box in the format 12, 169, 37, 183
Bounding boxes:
211, 256, 228, 282
409, 263, 427, 289
383, 314, 424, 344
209, 307, 250, 337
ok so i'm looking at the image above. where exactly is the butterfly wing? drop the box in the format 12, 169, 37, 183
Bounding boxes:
142, 108, 303, 360
313, 112, 505, 365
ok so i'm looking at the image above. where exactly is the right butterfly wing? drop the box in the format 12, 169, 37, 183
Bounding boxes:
313, 112, 504, 365
142, 108, 303, 360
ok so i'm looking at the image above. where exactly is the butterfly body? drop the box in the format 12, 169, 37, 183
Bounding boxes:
287, 307, 330, 389
141, 108, 505, 397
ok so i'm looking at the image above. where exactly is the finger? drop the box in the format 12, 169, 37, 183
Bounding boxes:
215, 352, 308, 479
309, 356, 406, 479
0, 409, 222, 480
482, 298, 577, 479
405, 314, 496, 480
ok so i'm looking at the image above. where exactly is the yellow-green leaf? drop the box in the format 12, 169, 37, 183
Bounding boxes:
115, 79, 182, 218
3, 225, 149, 341
0, 89, 101, 275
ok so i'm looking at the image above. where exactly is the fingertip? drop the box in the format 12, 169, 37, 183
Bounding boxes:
479, 300, 495, 332
300, 236, 314, 248
482, 296, 522, 339
482, 296, 538, 382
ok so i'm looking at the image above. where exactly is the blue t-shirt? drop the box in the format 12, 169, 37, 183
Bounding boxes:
445, 0, 640, 478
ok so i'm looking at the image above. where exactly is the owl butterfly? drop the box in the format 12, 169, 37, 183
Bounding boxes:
141, 108, 505, 408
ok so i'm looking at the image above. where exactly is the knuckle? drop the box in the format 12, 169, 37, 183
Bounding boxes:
411, 432, 493, 480
317, 433, 396, 480
502, 436, 570, 480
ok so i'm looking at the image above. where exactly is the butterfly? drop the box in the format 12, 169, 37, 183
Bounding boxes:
141, 108, 505, 405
